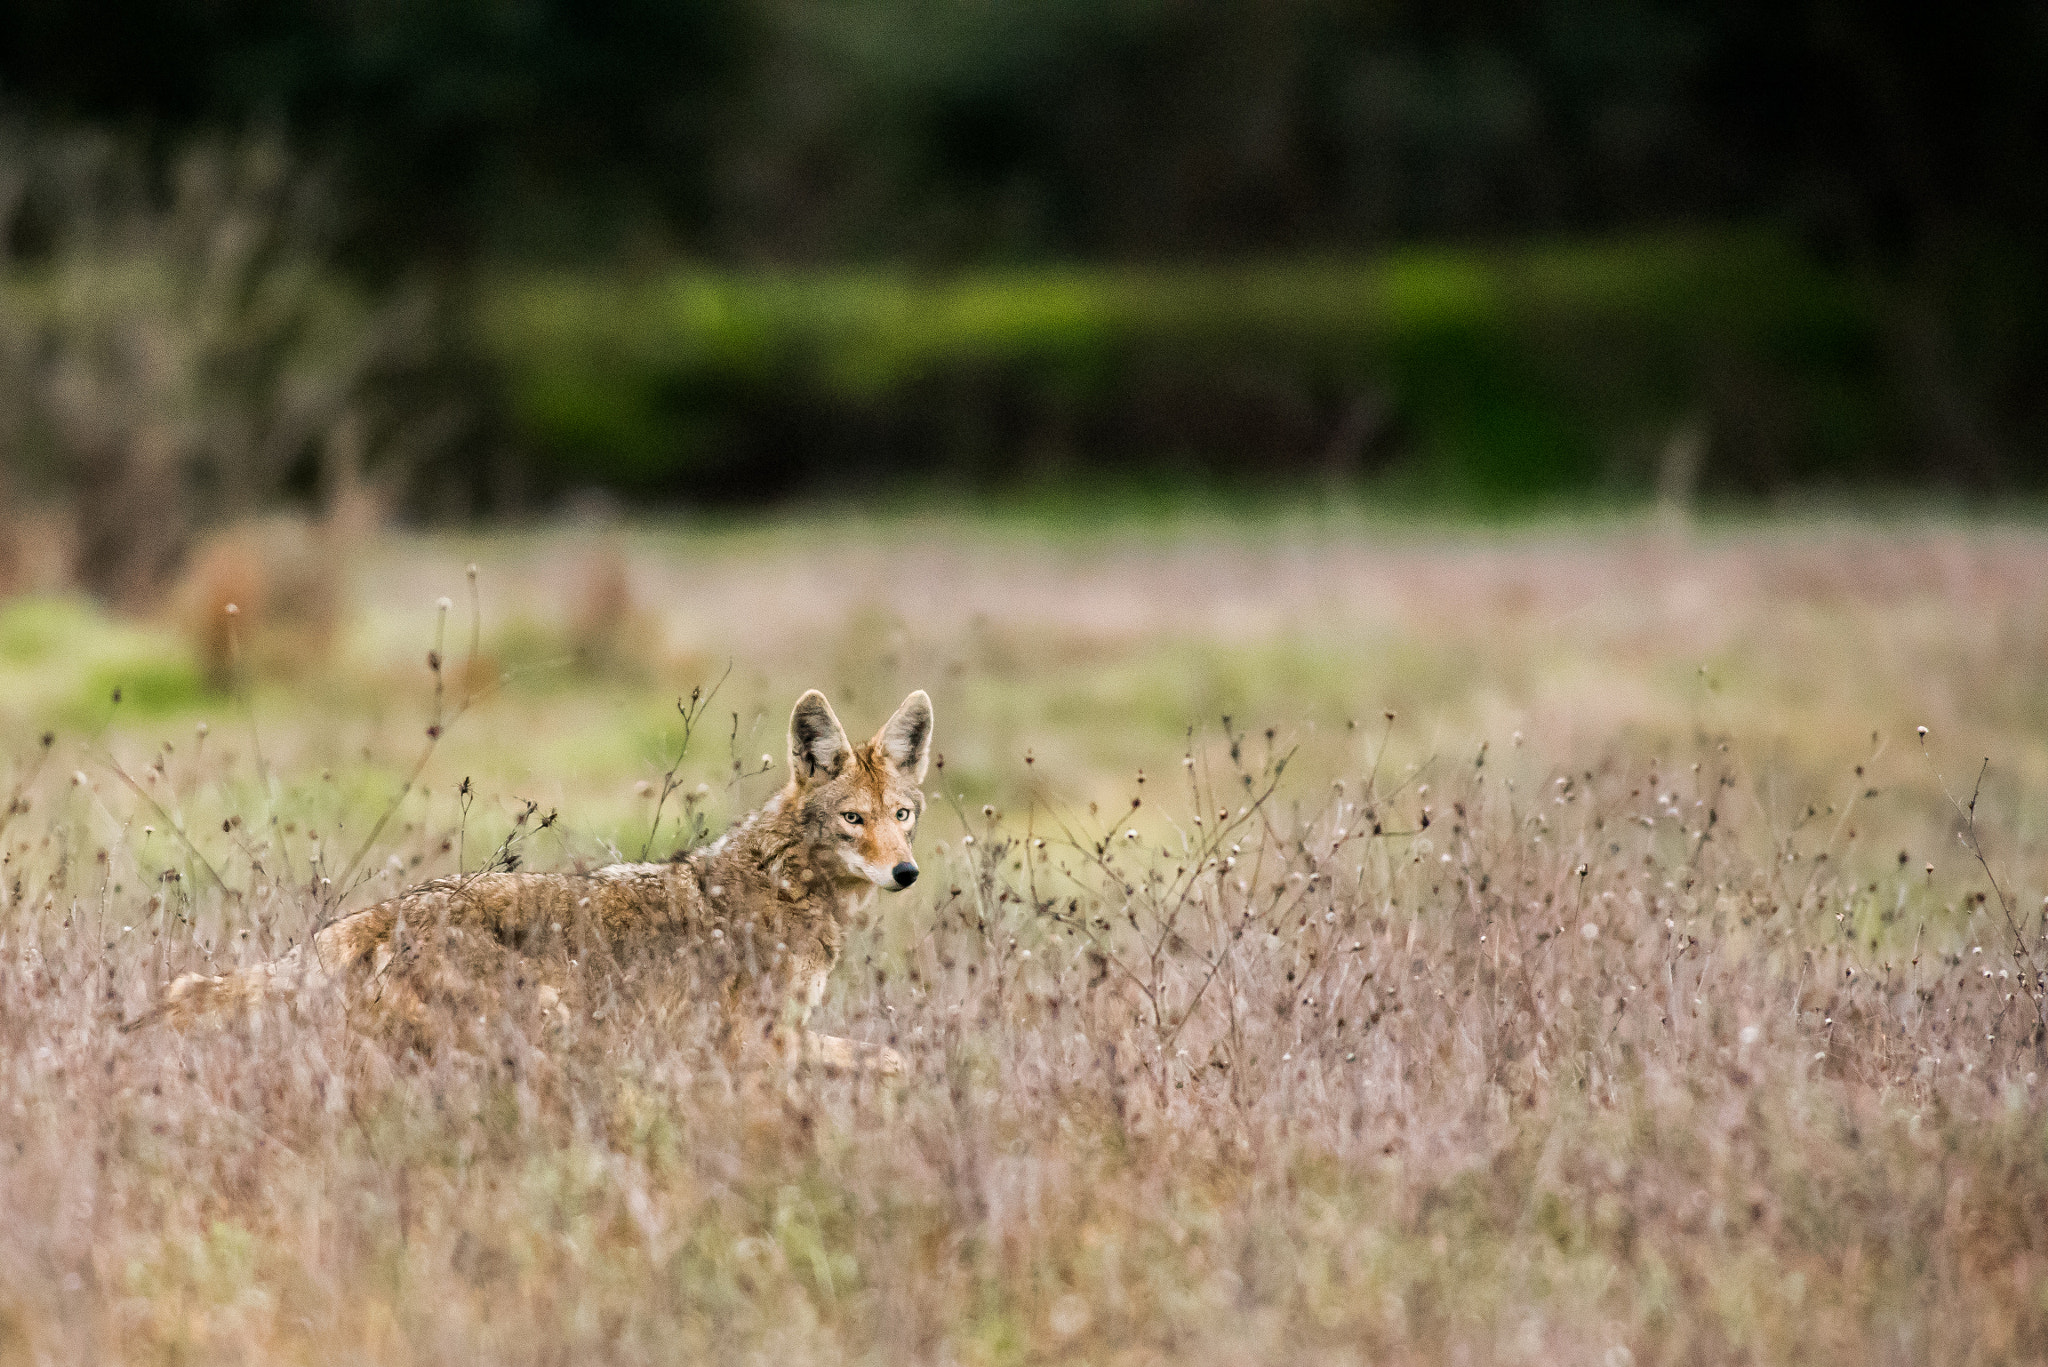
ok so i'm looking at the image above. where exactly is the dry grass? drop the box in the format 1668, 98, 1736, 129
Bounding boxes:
1, 512, 2046, 1365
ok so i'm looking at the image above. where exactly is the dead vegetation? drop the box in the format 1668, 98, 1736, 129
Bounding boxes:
0, 637, 2043, 1363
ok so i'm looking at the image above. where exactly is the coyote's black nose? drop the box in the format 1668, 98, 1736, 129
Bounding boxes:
891, 861, 919, 888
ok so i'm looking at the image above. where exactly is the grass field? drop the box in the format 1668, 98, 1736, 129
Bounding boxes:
2, 510, 2045, 1365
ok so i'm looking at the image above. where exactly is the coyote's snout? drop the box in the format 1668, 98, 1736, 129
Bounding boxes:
129, 688, 934, 1074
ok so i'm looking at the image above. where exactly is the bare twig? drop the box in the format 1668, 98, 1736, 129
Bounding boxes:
1920, 738, 2047, 1046
334, 567, 487, 908
0, 730, 56, 848
97, 749, 231, 895
639, 663, 731, 861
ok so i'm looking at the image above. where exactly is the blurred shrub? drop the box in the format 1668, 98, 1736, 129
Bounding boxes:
475, 233, 1922, 506
176, 516, 351, 692
563, 544, 665, 681
0, 124, 446, 605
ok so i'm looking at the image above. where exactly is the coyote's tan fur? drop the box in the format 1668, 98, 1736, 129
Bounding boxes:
129, 689, 932, 1074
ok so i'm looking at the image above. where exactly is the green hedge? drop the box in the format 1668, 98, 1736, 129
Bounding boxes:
473, 233, 1909, 506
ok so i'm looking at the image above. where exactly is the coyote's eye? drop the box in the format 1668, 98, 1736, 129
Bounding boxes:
895, 808, 912, 822
840, 811, 863, 826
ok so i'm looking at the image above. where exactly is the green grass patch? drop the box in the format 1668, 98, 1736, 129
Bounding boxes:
0, 595, 211, 730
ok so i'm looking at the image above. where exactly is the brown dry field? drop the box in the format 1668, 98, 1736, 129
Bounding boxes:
1, 510, 2045, 1365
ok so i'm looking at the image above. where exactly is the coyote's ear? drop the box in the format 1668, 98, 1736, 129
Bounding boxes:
788, 690, 851, 782
874, 690, 934, 783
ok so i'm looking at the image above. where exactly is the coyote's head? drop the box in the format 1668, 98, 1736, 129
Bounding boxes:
785, 689, 933, 891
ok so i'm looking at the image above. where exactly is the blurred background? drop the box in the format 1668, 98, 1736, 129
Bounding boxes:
0, 0, 2043, 830
3, 0, 2044, 560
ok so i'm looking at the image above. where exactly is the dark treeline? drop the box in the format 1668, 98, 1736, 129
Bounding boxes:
0, 0, 2042, 518
6, 0, 2041, 267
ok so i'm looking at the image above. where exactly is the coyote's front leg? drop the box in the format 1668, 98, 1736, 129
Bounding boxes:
802, 1030, 906, 1076
760, 968, 905, 1076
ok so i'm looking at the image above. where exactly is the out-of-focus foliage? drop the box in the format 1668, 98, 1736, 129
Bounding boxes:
5, 0, 2038, 266
0, 130, 449, 603
0, 0, 754, 270
477, 235, 1911, 505
0, 0, 2041, 526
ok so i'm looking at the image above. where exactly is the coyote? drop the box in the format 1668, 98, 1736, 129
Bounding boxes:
129, 689, 932, 1074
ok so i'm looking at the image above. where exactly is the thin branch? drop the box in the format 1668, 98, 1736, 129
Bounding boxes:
334, 568, 489, 908
1919, 740, 2046, 1044
640, 663, 731, 861
97, 750, 231, 894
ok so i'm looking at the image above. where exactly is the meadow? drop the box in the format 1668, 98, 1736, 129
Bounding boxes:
1, 508, 2045, 1365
